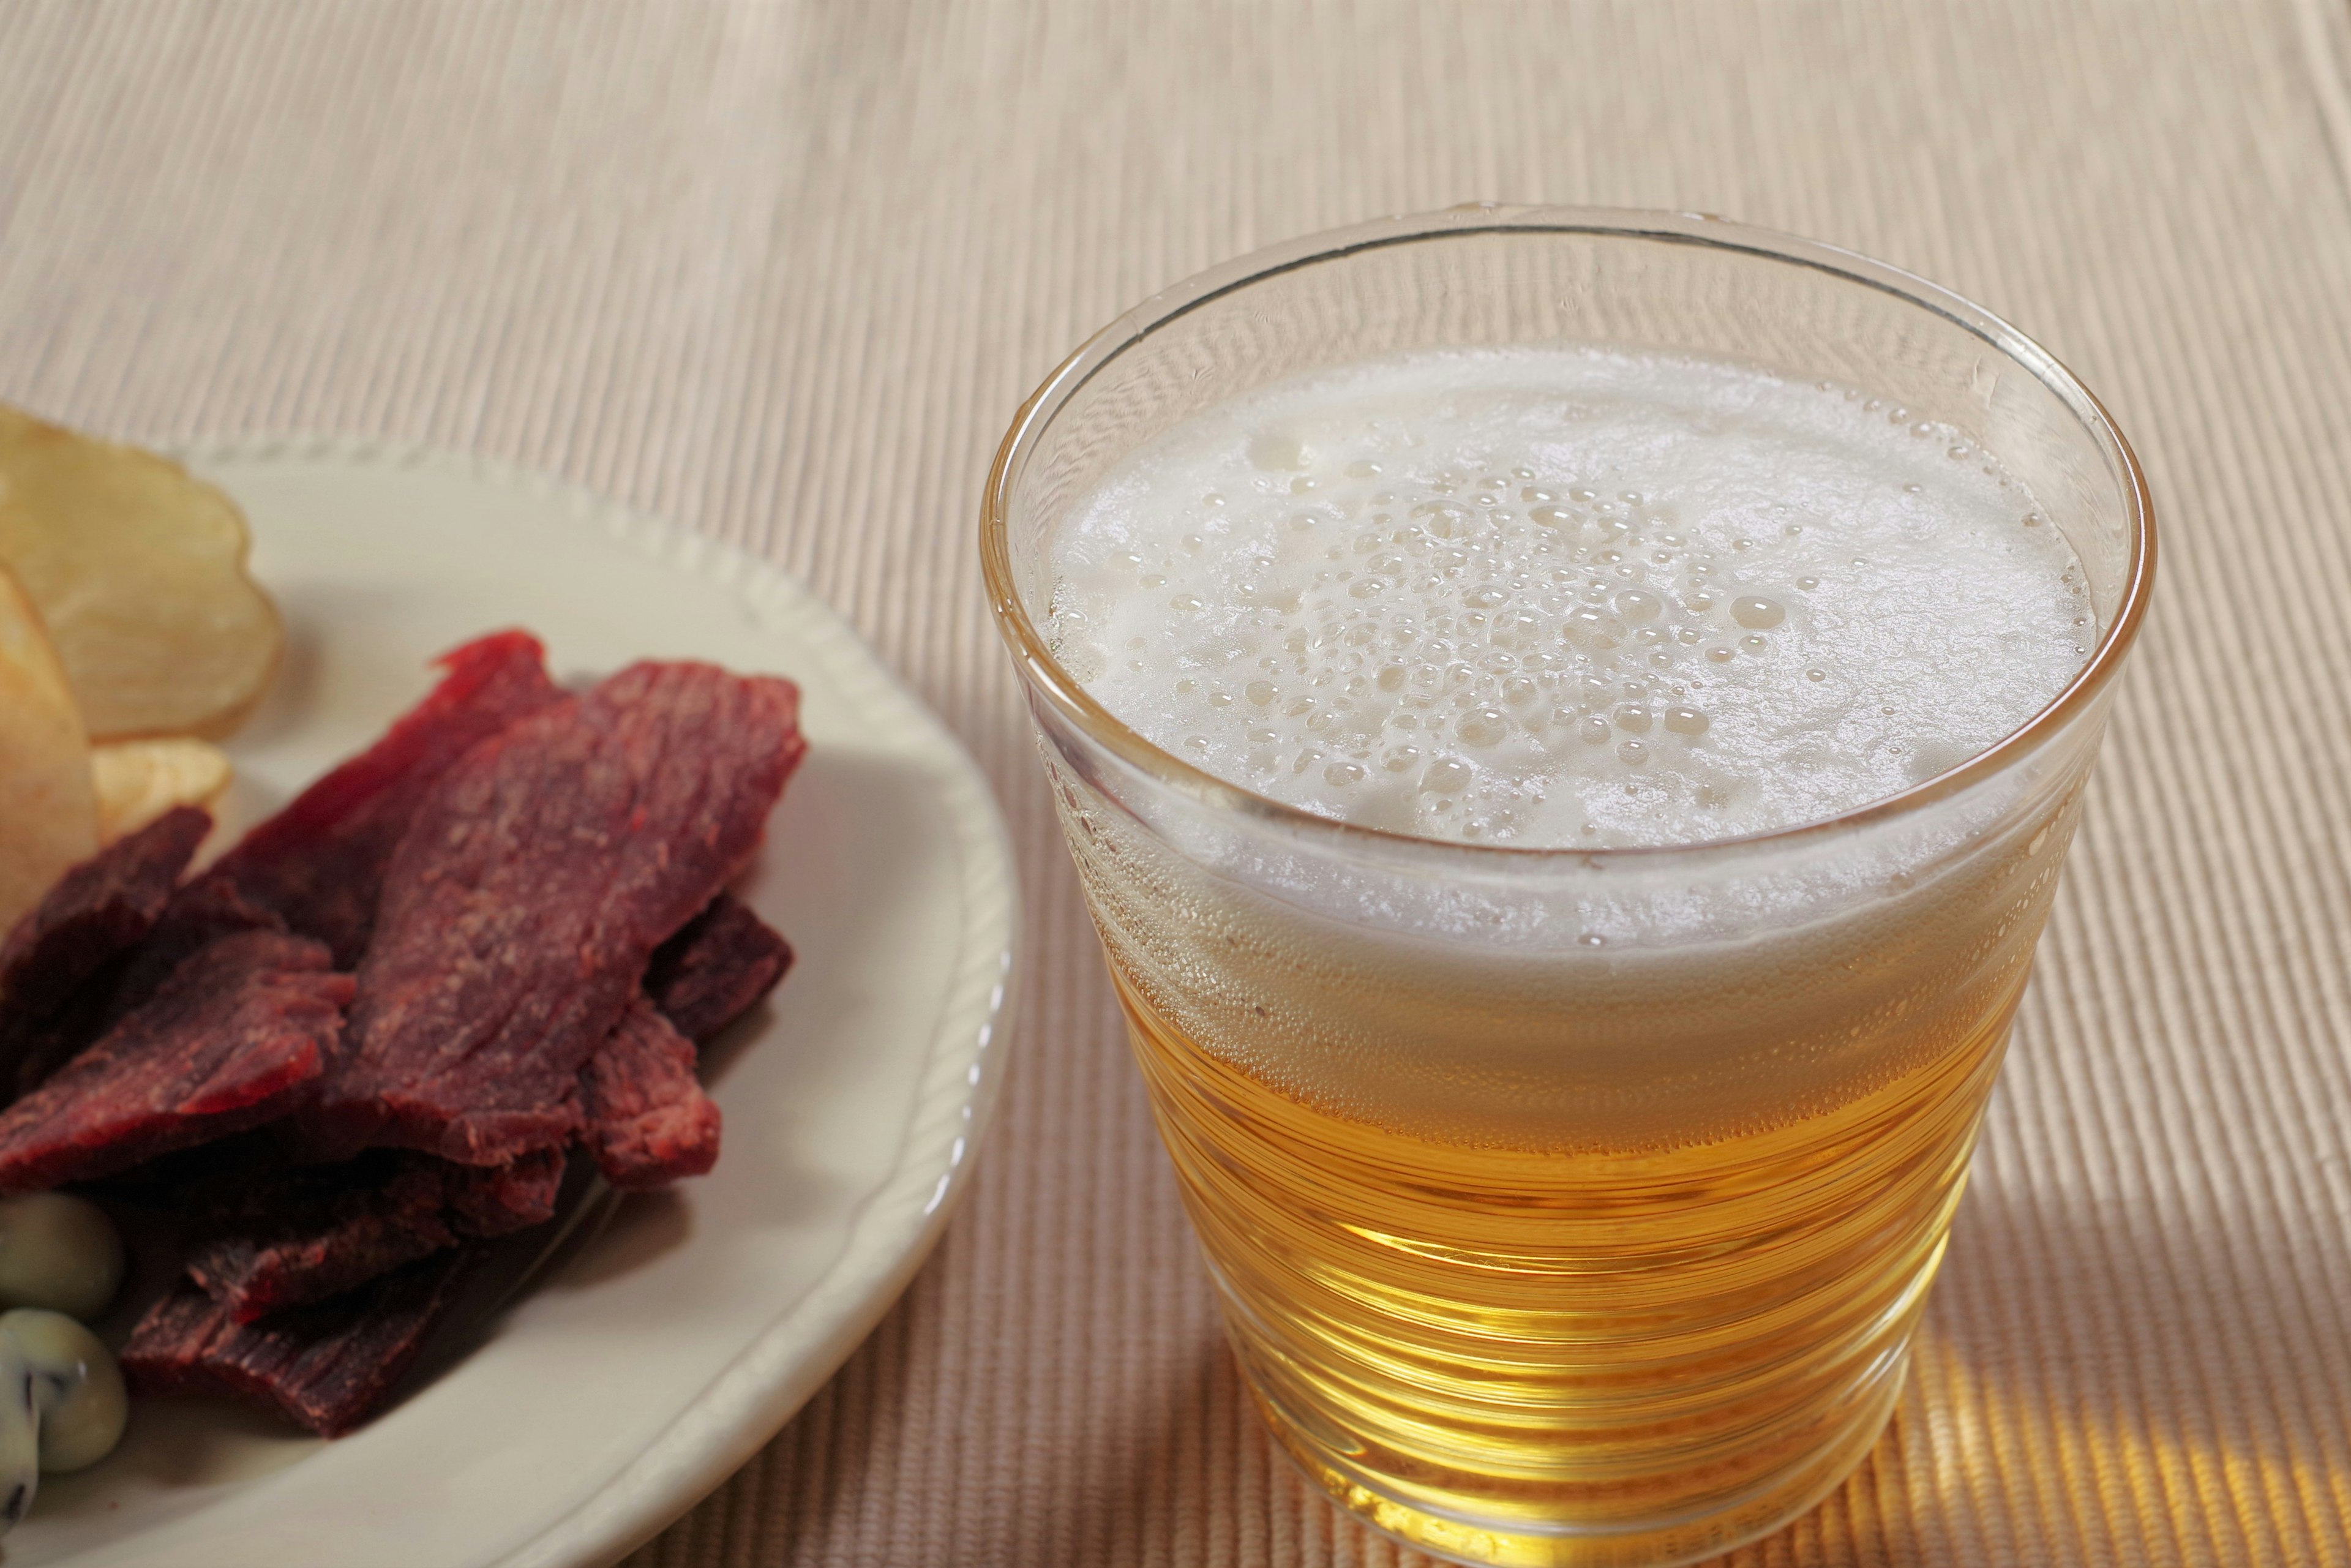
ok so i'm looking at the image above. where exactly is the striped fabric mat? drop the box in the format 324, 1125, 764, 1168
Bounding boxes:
1, 3, 2345, 1562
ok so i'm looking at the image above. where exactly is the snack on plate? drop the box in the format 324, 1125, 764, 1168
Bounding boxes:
307, 659, 804, 1166
0, 629, 803, 1458
579, 999, 722, 1190
0, 407, 284, 741
186, 1147, 563, 1324
0, 565, 96, 939
0, 807, 212, 1100
0, 405, 286, 943
122, 1249, 481, 1439
0, 930, 351, 1193
91, 738, 233, 846
644, 894, 794, 1045
194, 627, 562, 969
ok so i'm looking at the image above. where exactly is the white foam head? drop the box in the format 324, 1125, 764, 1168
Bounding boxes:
1046, 347, 2091, 849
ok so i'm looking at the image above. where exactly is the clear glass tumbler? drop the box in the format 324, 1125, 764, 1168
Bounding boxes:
981, 208, 2153, 1567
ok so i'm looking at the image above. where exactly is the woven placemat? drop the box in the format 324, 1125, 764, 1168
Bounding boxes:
1, 3, 2344, 1562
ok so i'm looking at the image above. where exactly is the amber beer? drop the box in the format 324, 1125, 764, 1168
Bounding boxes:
986, 211, 2151, 1567
1044, 719, 2083, 1566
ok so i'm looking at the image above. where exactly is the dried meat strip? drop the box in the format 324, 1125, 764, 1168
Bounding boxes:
199, 630, 563, 966
0, 930, 350, 1193
0, 808, 213, 1098
312, 662, 803, 1166
644, 893, 792, 1045
24, 637, 552, 1119
32, 874, 292, 1099
186, 1152, 454, 1322
121, 1248, 479, 1437
579, 998, 721, 1190
443, 1146, 564, 1236
0, 806, 209, 1026
187, 1147, 563, 1322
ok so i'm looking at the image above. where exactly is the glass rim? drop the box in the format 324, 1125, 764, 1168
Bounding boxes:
980, 204, 2156, 865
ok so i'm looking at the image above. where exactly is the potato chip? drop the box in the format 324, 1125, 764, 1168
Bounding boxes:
0, 407, 283, 741
92, 737, 233, 845
0, 564, 97, 936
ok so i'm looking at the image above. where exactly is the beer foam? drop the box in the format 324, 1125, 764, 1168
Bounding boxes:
1046, 347, 2093, 849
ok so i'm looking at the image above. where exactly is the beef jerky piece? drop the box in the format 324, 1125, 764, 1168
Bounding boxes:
122, 1248, 479, 1437
312, 662, 804, 1166
12, 874, 290, 1101
644, 894, 792, 1045
186, 1151, 453, 1322
443, 1146, 564, 1236
580, 998, 721, 1190
0, 806, 209, 1027
0, 808, 214, 1101
0, 931, 348, 1193
113, 876, 288, 1007
201, 630, 562, 966
188, 1147, 564, 1321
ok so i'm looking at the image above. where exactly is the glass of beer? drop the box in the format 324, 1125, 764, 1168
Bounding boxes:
981, 208, 2153, 1567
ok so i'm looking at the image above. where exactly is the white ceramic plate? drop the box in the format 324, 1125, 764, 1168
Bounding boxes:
10, 440, 1019, 1568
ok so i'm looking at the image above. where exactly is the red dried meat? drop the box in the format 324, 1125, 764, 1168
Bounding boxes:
0, 806, 209, 1024
645, 894, 792, 1045
43, 874, 291, 1089
186, 1152, 454, 1321
312, 662, 803, 1166
0, 808, 213, 1098
23, 635, 554, 1124
0, 930, 350, 1192
122, 1248, 479, 1437
187, 1148, 563, 1322
443, 1146, 564, 1235
580, 999, 721, 1190
127, 876, 289, 989
201, 630, 563, 966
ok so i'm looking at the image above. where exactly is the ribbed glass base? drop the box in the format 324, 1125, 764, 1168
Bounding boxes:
1251, 1349, 1909, 1568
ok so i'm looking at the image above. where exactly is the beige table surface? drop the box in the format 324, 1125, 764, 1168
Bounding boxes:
4, 3, 2350, 1564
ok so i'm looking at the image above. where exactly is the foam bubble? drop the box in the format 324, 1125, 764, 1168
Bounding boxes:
1046, 347, 2092, 848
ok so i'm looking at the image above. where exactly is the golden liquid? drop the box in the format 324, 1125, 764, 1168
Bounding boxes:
1043, 729, 2085, 1565
1109, 956, 2022, 1568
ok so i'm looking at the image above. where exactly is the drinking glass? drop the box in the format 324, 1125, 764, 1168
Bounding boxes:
981, 207, 2153, 1567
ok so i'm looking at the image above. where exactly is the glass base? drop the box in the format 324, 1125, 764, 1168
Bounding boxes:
1251, 1351, 1910, 1568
